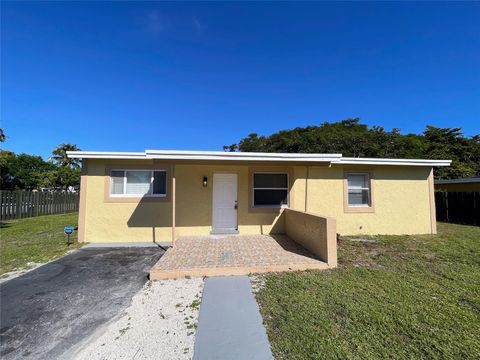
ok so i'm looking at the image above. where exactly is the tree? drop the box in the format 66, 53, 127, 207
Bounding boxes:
0, 128, 5, 142
0, 143, 83, 190
223, 144, 238, 152
0, 152, 55, 190
53, 166, 81, 191
470, 135, 480, 176
49, 144, 81, 169
423, 126, 478, 179
49, 144, 82, 190
238, 133, 268, 152
225, 119, 480, 179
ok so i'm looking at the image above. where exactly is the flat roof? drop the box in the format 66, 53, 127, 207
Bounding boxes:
67, 150, 451, 167
435, 177, 480, 185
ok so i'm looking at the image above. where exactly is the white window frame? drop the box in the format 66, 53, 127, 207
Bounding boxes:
110, 169, 167, 198
346, 172, 371, 207
252, 172, 289, 208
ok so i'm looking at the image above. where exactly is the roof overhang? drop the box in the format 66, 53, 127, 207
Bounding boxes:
145, 150, 341, 163
66, 151, 146, 160
66, 150, 451, 167
435, 177, 479, 185
338, 157, 452, 167
67, 150, 342, 164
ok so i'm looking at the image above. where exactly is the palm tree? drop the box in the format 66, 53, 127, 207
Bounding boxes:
50, 143, 81, 168
0, 128, 5, 143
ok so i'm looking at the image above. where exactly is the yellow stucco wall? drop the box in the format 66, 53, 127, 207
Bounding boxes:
175, 164, 285, 237
284, 208, 337, 266
81, 160, 435, 242
83, 159, 172, 243
83, 160, 286, 243
298, 165, 433, 235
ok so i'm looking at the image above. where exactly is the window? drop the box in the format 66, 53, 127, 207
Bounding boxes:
347, 173, 371, 207
110, 170, 167, 197
253, 173, 289, 207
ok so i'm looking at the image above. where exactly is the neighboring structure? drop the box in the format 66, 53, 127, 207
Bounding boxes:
434, 177, 480, 192
434, 177, 479, 228
67, 150, 450, 244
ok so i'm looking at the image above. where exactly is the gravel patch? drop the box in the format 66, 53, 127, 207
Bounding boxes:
73, 278, 204, 360
250, 274, 266, 294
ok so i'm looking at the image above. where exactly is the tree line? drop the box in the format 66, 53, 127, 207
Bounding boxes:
224, 119, 480, 179
0, 139, 81, 191
1, 119, 478, 189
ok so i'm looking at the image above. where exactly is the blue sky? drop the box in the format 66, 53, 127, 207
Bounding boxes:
1, 2, 479, 158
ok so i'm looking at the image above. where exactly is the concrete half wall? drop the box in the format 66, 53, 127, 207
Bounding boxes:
284, 208, 337, 267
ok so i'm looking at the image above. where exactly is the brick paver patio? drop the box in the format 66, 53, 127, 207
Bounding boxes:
150, 234, 328, 280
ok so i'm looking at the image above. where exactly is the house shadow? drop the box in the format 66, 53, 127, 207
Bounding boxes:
127, 194, 173, 247
269, 233, 322, 261
127, 195, 286, 240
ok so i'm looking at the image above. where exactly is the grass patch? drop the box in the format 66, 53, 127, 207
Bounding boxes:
256, 223, 480, 359
0, 213, 81, 275
189, 298, 202, 311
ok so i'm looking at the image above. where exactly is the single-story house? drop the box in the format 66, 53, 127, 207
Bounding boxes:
434, 177, 480, 192
67, 150, 451, 245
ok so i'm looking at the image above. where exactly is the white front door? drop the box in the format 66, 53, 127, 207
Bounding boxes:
212, 173, 238, 233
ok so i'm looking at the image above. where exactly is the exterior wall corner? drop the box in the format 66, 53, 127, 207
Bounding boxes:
77, 159, 88, 243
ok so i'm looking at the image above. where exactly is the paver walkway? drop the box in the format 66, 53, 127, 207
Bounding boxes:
150, 234, 328, 279
193, 276, 273, 360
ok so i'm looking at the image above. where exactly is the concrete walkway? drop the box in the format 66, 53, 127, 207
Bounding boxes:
193, 276, 273, 360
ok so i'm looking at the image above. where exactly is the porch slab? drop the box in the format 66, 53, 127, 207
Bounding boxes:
150, 234, 329, 280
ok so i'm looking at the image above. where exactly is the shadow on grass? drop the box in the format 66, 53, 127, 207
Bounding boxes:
0, 222, 13, 229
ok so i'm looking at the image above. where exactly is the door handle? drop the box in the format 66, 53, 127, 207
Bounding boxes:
234, 200, 238, 210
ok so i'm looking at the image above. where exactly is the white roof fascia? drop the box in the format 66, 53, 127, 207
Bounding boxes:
338, 157, 451, 167
66, 150, 451, 167
66, 150, 339, 162
66, 151, 145, 159
145, 150, 342, 158
145, 150, 341, 162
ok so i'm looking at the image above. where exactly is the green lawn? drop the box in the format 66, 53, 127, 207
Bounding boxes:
0, 213, 81, 275
256, 223, 480, 359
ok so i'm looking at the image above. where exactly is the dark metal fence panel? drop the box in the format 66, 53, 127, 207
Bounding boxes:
435, 191, 479, 226
0, 191, 80, 221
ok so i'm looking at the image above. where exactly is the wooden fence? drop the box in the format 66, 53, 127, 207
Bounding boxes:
0, 191, 79, 221
435, 191, 479, 226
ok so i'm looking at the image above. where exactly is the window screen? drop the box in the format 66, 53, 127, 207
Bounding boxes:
111, 170, 124, 195
126, 171, 151, 195
347, 174, 371, 206
110, 170, 167, 197
253, 173, 288, 207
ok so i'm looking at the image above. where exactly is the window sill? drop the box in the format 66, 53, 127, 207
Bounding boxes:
344, 205, 375, 213
110, 194, 166, 198
105, 195, 170, 203
249, 206, 288, 214
253, 205, 288, 209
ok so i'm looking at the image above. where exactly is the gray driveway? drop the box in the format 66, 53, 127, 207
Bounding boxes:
0, 247, 164, 360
